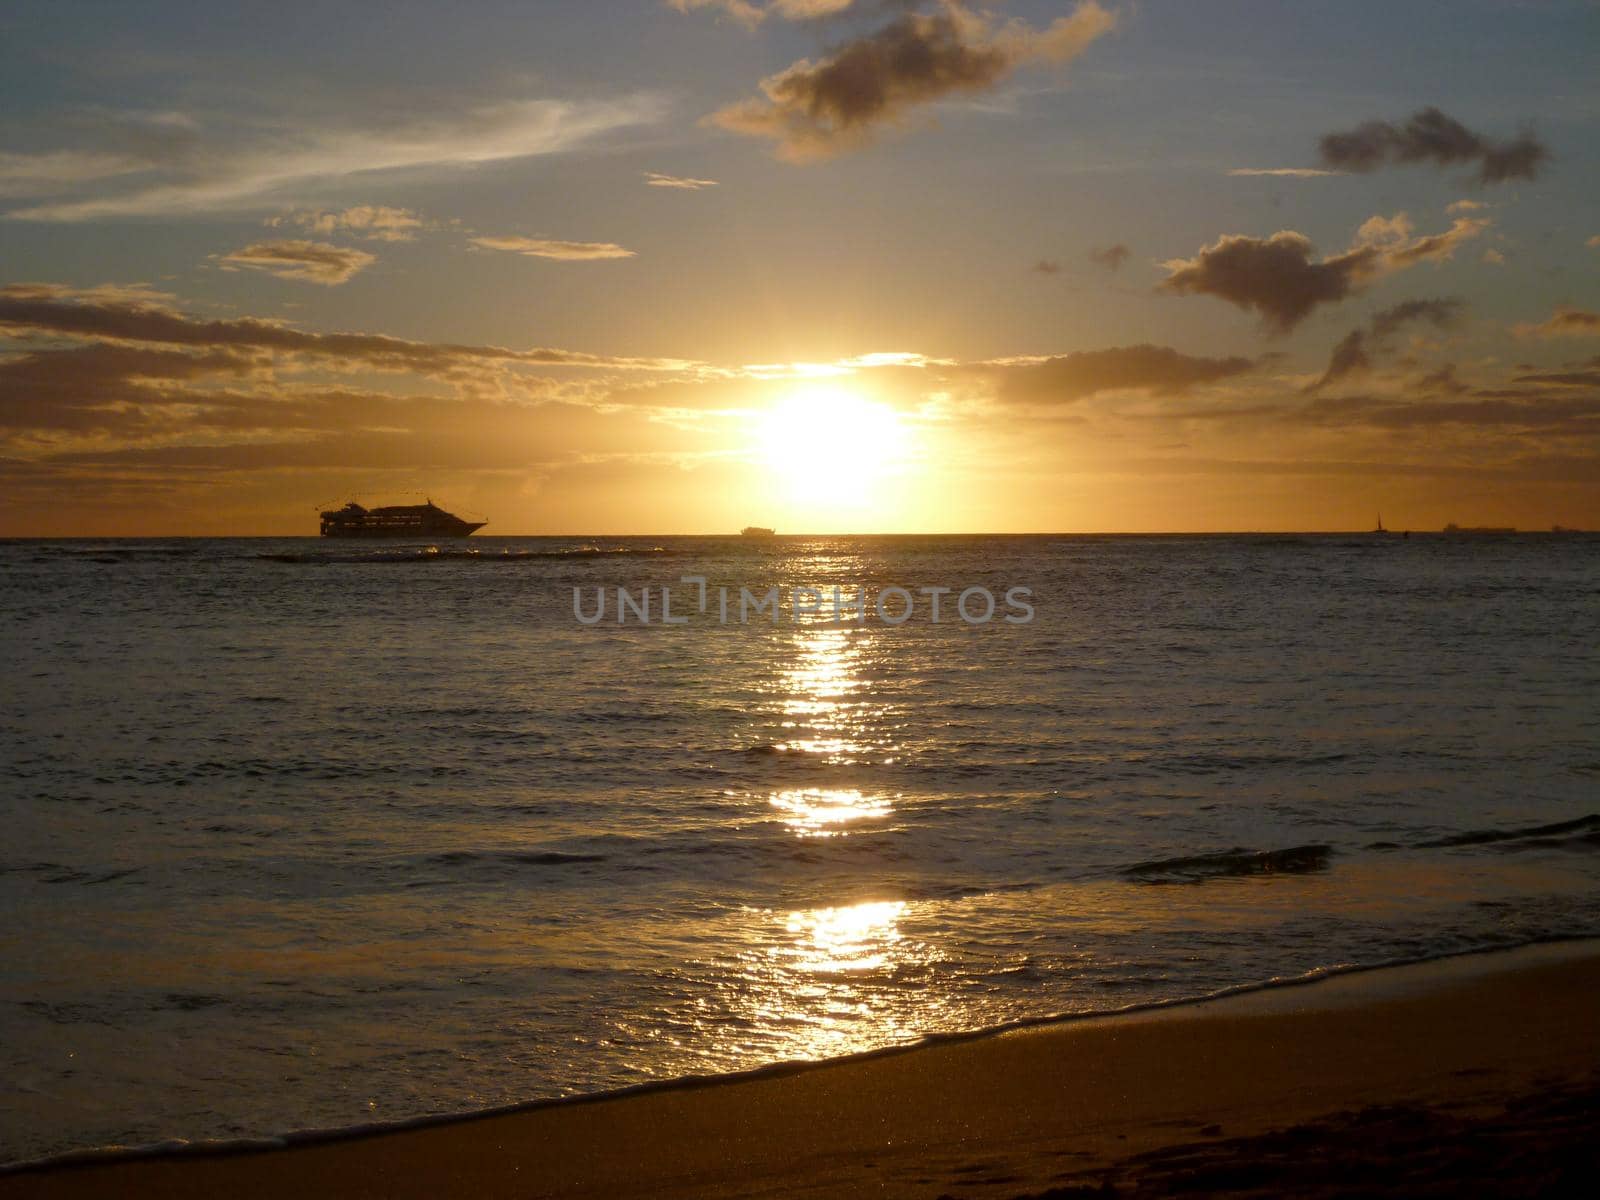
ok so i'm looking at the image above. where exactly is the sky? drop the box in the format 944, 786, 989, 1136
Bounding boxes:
1, 0, 1597, 535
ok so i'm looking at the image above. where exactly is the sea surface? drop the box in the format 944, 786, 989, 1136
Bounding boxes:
2, 533, 1598, 1164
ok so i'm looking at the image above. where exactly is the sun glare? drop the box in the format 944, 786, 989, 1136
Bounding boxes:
756, 385, 908, 507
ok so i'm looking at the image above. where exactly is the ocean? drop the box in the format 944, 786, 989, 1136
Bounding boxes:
2, 533, 1598, 1165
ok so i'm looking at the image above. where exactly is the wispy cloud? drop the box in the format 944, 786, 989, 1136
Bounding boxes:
644, 171, 719, 190
668, 0, 855, 29
267, 205, 430, 242
6, 96, 664, 221
218, 240, 377, 286
1308, 298, 1463, 392
0, 111, 200, 197
707, 1, 1115, 161
1514, 307, 1600, 339
1227, 167, 1342, 178
469, 235, 636, 261
0, 283, 687, 371
1090, 243, 1131, 271
984, 345, 1256, 404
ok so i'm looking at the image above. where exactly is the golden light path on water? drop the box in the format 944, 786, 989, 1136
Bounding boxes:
720, 617, 951, 1063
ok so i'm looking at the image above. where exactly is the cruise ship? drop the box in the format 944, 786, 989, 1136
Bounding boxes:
319, 500, 486, 538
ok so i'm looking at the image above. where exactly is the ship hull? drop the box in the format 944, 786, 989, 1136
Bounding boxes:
321, 521, 486, 538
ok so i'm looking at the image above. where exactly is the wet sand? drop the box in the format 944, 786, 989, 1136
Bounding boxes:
4, 940, 1598, 1199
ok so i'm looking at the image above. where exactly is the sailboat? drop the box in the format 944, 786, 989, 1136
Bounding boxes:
1372, 514, 1390, 535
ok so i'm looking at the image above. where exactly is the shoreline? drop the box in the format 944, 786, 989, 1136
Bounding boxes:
5, 937, 1599, 1197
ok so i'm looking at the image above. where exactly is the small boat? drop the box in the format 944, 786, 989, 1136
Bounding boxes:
740, 526, 776, 538
1373, 514, 1390, 535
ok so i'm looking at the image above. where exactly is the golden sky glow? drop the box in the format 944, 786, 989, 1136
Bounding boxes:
1, 2, 1597, 534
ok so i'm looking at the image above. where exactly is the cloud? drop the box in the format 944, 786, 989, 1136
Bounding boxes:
1447, 199, 1490, 215
1318, 107, 1548, 184
0, 283, 690, 371
7, 96, 663, 221
1033, 259, 1062, 275
1161, 215, 1488, 334
1587, 235, 1600, 249
267, 205, 428, 242
1411, 364, 1469, 396
1227, 167, 1342, 178
986, 344, 1256, 404
469, 235, 635, 261
668, 1, 855, 28
706, 1, 1115, 161
0, 111, 201, 197
1090, 243, 1130, 271
1308, 298, 1464, 392
218, 240, 377, 285
1382, 216, 1489, 268
669, 0, 768, 27
644, 171, 719, 190
1160, 232, 1384, 335
1514, 308, 1600, 339
1481, 248, 1505, 266
0, 342, 262, 433
0, 150, 159, 197
1300, 392, 1600, 434
771, 0, 856, 15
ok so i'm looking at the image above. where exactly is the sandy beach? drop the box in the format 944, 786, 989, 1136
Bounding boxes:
4, 940, 1597, 1199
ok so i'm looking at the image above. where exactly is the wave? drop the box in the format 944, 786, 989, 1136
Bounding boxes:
1121, 843, 1333, 883
255, 546, 670, 564
425, 849, 607, 867
1414, 813, 1600, 850
5, 937, 1592, 1178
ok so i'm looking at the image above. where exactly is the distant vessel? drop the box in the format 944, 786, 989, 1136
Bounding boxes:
320, 500, 486, 538
740, 526, 776, 538
1443, 523, 1516, 535
1373, 514, 1390, 534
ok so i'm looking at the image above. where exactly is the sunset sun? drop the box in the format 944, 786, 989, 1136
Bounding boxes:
756, 385, 909, 507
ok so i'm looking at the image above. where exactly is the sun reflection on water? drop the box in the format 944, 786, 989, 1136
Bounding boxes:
772, 625, 901, 763
781, 900, 908, 974
769, 787, 892, 837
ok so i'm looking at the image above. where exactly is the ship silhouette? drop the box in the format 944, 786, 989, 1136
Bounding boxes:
320, 499, 486, 538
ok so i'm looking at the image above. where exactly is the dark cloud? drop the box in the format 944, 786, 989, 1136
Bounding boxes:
0, 284, 692, 373
1301, 391, 1600, 434
989, 344, 1256, 404
1511, 368, 1600, 389
1090, 244, 1131, 272
1410, 363, 1469, 396
1318, 107, 1548, 184
1161, 218, 1485, 335
0, 343, 261, 432
1308, 298, 1464, 392
707, 1, 1115, 161
1160, 232, 1384, 335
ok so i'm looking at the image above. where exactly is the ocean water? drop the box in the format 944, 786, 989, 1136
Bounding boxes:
2, 533, 1598, 1164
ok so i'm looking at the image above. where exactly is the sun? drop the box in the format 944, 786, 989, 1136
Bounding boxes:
756, 384, 909, 508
